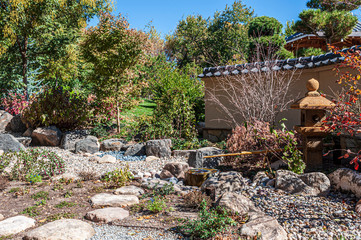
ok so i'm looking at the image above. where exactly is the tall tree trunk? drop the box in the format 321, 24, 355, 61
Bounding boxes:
116, 101, 120, 133
16, 37, 28, 99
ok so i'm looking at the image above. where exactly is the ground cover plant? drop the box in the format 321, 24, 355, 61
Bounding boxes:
0, 149, 65, 181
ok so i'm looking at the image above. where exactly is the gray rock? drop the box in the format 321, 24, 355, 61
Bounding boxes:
0, 215, 35, 237
145, 139, 172, 158
114, 185, 145, 196
85, 207, 129, 223
75, 136, 99, 154
0, 134, 25, 152
0, 111, 12, 132
239, 214, 288, 240
189, 147, 223, 168
31, 126, 62, 146
9, 115, 26, 133
160, 162, 189, 180
270, 159, 288, 170
328, 168, 361, 198
172, 149, 196, 159
124, 143, 146, 156
100, 138, 126, 152
23, 219, 95, 240
201, 171, 248, 200
216, 192, 262, 216
16, 137, 32, 147
275, 170, 330, 196
90, 193, 139, 207
141, 179, 181, 192
253, 171, 270, 186
60, 130, 89, 151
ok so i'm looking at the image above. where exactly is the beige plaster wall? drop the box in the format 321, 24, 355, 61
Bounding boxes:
203, 65, 346, 131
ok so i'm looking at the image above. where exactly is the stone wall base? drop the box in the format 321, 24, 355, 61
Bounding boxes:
203, 128, 232, 142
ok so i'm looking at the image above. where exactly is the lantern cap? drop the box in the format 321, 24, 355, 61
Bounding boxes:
291, 78, 335, 109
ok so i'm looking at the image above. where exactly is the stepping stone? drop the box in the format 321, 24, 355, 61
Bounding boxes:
90, 193, 139, 207
23, 219, 95, 240
0, 216, 35, 237
114, 186, 144, 196
85, 207, 129, 223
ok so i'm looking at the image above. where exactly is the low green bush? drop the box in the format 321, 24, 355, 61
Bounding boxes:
22, 86, 90, 131
101, 165, 133, 188
0, 149, 65, 181
178, 199, 236, 239
146, 196, 167, 213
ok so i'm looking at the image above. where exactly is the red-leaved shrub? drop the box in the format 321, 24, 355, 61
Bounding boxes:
226, 120, 300, 165
1, 91, 29, 115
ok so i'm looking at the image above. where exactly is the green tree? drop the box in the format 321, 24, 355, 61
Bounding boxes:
307, 0, 361, 11
165, 15, 209, 68
165, 1, 254, 68
139, 55, 204, 140
294, 0, 359, 50
81, 12, 147, 133
284, 20, 296, 37
207, 0, 254, 65
248, 16, 293, 61
0, 0, 110, 96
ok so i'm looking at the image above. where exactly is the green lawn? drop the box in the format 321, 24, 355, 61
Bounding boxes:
120, 98, 156, 123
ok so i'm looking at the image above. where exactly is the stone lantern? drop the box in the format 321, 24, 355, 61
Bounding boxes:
291, 78, 335, 169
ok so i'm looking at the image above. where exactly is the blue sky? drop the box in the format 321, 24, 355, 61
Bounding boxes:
88, 0, 310, 37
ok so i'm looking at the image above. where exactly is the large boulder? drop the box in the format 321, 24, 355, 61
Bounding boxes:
100, 138, 127, 152
60, 130, 89, 151
0, 111, 12, 132
215, 192, 262, 216
145, 139, 172, 158
160, 162, 189, 180
328, 168, 361, 198
75, 135, 99, 154
275, 170, 330, 196
31, 126, 62, 146
201, 171, 248, 200
189, 147, 223, 168
23, 219, 95, 240
9, 115, 26, 133
239, 214, 288, 240
0, 134, 25, 152
124, 143, 146, 156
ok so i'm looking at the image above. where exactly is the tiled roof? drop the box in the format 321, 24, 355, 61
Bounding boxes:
285, 22, 361, 43
198, 45, 361, 78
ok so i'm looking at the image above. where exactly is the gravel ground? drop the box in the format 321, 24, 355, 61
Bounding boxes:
32, 146, 187, 178
243, 185, 361, 240
90, 224, 183, 240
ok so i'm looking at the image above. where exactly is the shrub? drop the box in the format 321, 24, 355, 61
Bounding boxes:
101, 165, 133, 188
22, 86, 90, 131
183, 190, 212, 209
0, 149, 65, 181
178, 199, 236, 239
146, 196, 167, 213
227, 120, 304, 173
1, 91, 29, 115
